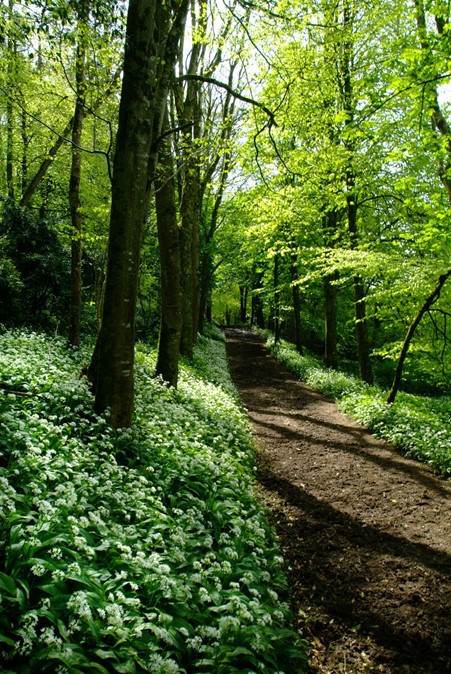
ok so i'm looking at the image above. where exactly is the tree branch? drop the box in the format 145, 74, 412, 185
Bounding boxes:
387, 268, 451, 404
177, 74, 277, 127
2, 89, 113, 184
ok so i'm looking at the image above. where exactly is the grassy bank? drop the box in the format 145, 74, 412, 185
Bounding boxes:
0, 328, 307, 673
259, 333, 450, 479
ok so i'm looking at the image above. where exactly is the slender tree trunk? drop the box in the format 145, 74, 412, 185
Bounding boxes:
198, 248, 212, 333
239, 285, 248, 323
354, 276, 373, 383
252, 272, 265, 329
21, 105, 28, 193
179, 183, 197, 358
290, 257, 303, 354
347, 190, 373, 383
206, 295, 212, 323
20, 118, 74, 207
196, 63, 236, 334
341, 0, 373, 384
323, 211, 339, 368
6, 0, 15, 200
387, 269, 451, 404
273, 253, 281, 343
179, 84, 202, 358
176, 0, 208, 356
155, 113, 182, 387
324, 270, 338, 368
414, 0, 451, 200
68, 0, 88, 347
90, 0, 188, 427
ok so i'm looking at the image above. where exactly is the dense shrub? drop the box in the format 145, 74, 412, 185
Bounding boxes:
0, 202, 71, 329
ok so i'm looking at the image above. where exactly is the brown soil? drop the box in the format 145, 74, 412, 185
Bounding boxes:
225, 328, 451, 674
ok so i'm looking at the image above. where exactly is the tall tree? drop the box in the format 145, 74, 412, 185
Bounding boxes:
175, 0, 206, 358
90, 0, 189, 427
154, 111, 182, 387
68, 0, 89, 346
5, 0, 16, 200
340, 0, 373, 383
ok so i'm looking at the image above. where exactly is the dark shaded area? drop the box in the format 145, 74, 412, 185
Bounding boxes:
225, 328, 451, 674
0, 201, 70, 330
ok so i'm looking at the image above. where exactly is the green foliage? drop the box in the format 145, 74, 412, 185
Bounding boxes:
340, 391, 451, 479
0, 329, 307, 673
0, 202, 70, 329
213, 0, 450, 391
263, 334, 450, 478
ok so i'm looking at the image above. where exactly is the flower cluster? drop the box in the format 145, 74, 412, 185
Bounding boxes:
0, 328, 307, 673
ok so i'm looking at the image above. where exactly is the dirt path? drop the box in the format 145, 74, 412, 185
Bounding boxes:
225, 329, 451, 674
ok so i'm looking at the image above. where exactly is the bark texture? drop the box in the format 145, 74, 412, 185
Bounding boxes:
323, 211, 339, 369
69, 0, 88, 347
91, 0, 188, 427
155, 115, 182, 387
290, 258, 303, 354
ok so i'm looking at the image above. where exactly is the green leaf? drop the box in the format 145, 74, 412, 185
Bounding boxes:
0, 572, 17, 596
113, 661, 137, 674
0, 633, 15, 646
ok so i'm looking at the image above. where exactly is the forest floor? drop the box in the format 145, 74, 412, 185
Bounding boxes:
224, 328, 451, 674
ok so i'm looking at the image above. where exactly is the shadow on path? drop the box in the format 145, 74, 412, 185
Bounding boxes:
225, 328, 451, 674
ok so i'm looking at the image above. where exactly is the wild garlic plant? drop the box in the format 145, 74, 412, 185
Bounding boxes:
0, 328, 307, 673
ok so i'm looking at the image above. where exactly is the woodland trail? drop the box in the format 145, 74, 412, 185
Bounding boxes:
224, 328, 451, 674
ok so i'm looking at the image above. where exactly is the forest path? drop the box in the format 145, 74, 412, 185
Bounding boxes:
225, 328, 451, 674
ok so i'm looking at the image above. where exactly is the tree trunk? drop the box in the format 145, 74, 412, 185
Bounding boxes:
323, 211, 339, 369
198, 248, 212, 334
416, 0, 451, 200
324, 270, 338, 368
196, 64, 236, 334
20, 118, 74, 207
155, 113, 182, 387
21, 105, 29, 193
176, 0, 208, 356
341, 0, 373, 384
290, 258, 303, 354
68, 0, 88, 347
6, 0, 15, 200
239, 285, 248, 323
354, 276, 373, 384
387, 269, 451, 404
347, 193, 373, 383
179, 161, 200, 357
179, 83, 202, 358
90, 0, 188, 427
252, 273, 265, 329
273, 253, 281, 343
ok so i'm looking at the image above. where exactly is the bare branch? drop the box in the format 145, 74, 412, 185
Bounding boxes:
1, 87, 114, 186
177, 73, 277, 127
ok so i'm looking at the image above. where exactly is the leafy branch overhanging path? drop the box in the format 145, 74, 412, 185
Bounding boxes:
225, 328, 451, 674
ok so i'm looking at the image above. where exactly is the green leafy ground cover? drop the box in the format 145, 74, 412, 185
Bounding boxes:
260, 333, 451, 479
0, 328, 307, 673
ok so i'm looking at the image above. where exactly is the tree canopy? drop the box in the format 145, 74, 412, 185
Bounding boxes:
0, 0, 450, 424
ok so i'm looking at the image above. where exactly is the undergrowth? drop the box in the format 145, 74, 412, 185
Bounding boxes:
260, 333, 450, 479
0, 327, 307, 673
